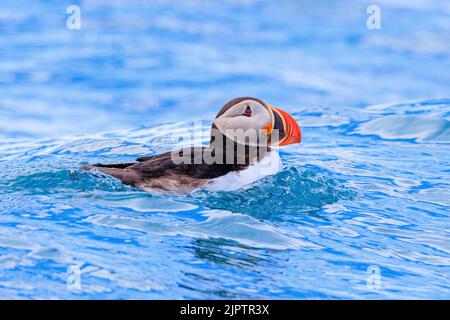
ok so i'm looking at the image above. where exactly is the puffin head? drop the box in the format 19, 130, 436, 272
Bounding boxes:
212, 97, 301, 147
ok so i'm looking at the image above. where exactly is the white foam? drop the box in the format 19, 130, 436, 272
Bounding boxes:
354, 115, 450, 142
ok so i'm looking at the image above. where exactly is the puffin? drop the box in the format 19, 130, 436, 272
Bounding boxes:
81, 97, 301, 194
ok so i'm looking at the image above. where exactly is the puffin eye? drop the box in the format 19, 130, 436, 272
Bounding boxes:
242, 105, 252, 117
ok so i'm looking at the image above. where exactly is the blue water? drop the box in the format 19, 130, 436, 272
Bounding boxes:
1, 1, 450, 299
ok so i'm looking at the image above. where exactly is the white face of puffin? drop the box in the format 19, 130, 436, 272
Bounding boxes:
213, 97, 301, 148
213, 99, 273, 147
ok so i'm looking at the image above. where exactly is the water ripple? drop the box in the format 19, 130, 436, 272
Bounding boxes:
191, 166, 357, 218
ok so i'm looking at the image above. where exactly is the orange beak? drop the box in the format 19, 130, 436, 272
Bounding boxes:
268, 105, 301, 146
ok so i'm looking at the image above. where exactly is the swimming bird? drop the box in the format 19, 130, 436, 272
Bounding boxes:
81, 97, 301, 194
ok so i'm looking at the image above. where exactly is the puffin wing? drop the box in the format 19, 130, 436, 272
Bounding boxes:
79, 152, 176, 184
81, 147, 236, 192
136, 156, 155, 162
129, 147, 209, 178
